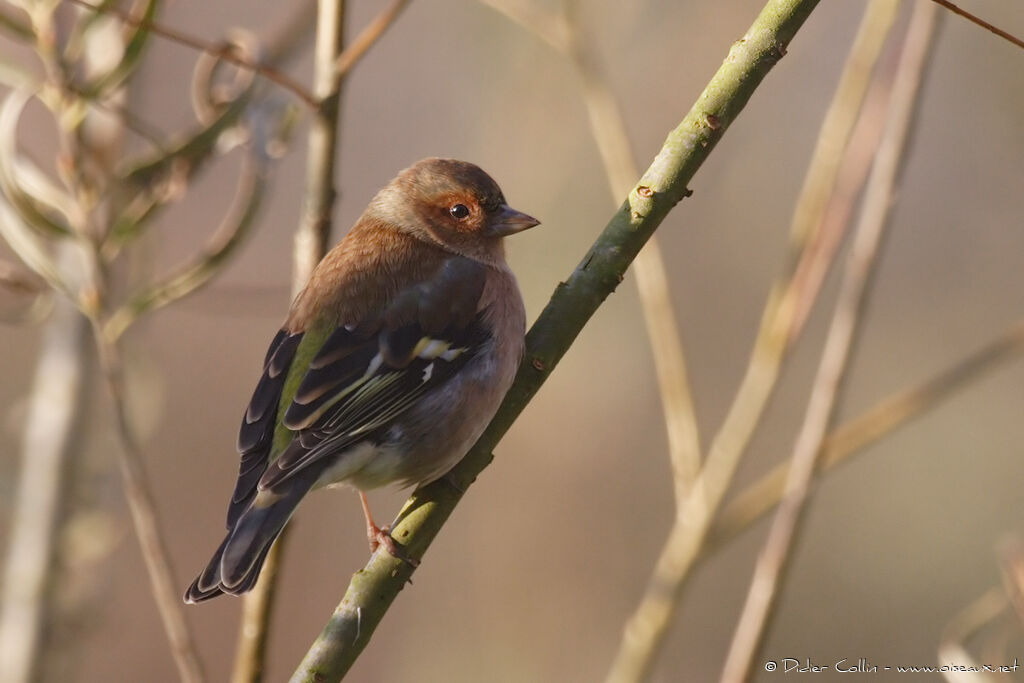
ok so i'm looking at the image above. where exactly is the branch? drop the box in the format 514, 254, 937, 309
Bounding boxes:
64, 0, 318, 106
290, 0, 823, 680
0, 263, 90, 683
564, 0, 702, 497
483, 0, 703, 500
605, 1, 900, 679
928, 0, 1024, 51
103, 155, 270, 342
233, 0, 348, 680
938, 586, 1008, 683
94, 327, 206, 682
720, 5, 940, 680
334, 0, 410, 77
709, 320, 1024, 549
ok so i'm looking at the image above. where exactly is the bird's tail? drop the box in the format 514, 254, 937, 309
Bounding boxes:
183, 468, 321, 604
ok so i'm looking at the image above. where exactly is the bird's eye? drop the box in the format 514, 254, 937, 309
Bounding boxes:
449, 204, 470, 220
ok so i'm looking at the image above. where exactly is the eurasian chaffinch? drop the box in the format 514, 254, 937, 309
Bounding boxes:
184, 158, 538, 603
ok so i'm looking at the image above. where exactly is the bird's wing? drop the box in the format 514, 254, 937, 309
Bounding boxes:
234, 256, 490, 501
227, 329, 304, 527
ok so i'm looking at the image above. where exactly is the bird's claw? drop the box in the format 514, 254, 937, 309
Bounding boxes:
368, 524, 419, 568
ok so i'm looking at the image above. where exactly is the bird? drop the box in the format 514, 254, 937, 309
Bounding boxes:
184, 158, 539, 603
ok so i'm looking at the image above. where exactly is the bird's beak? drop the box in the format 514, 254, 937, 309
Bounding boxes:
488, 204, 540, 237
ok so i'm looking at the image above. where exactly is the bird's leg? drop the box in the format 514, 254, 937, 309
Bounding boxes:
358, 492, 419, 567
358, 491, 398, 555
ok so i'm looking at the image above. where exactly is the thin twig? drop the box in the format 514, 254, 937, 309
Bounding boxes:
486, 0, 703, 496
562, 0, 702, 497
0, 258, 46, 295
720, 5, 939, 680
604, 2, 900, 680
938, 586, 1007, 683
0, 259, 89, 683
264, 0, 317, 66
786, 44, 895, 341
94, 328, 206, 683
709, 320, 1024, 549
928, 0, 1024, 50
230, 535, 289, 683
334, 0, 410, 77
103, 156, 269, 341
476, 0, 569, 50
0, 5, 32, 41
290, 1, 823, 679
231, 1, 348, 681
63, 0, 318, 107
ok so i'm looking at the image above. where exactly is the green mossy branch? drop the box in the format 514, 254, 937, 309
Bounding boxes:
290, 0, 821, 680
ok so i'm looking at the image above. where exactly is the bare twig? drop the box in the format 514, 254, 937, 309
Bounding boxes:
292, 0, 346, 285
291, 0, 823, 679
564, 0, 702, 497
0, 255, 90, 683
720, 5, 940, 681
476, 0, 569, 50
103, 156, 270, 341
485, 0, 702, 499
94, 328, 206, 682
230, 535, 289, 683
605, 2, 900, 680
999, 537, 1024, 627
709, 321, 1024, 548
64, 0, 318, 107
0, 258, 46, 295
0, 5, 32, 41
334, 0, 410, 77
264, 0, 317, 66
232, 1, 348, 680
938, 586, 1007, 683
928, 0, 1024, 51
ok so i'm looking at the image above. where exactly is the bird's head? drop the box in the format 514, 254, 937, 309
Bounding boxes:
367, 158, 539, 265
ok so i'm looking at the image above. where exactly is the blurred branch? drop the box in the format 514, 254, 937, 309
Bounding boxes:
721, 5, 939, 679
334, 0, 409, 77
570, 0, 703, 495
289, 1, 822, 680
477, 0, 569, 49
0, 254, 90, 683
93, 328, 206, 683
939, 586, 1007, 683
928, 0, 1024, 51
709, 320, 1024, 548
231, 537, 288, 683
483, 0, 702, 496
264, 0, 316, 65
0, 5, 32, 41
64, 0, 318, 106
103, 155, 270, 342
76, 0, 159, 98
0, 258, 46, 296
708, 319, 1024, 544
292, 0, 346, 284
605, 1, 900, 680
233, 0, 348, 680
999, 536, 1024, 627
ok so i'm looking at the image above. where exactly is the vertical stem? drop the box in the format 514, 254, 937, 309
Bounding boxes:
232, 2, 346, 682
96, 329, 206, 683
563, 0, 702, 499
605, 1, 900, 680
293, 0, 346, 284
720, 4, 939, 680
0, 250, 90, 683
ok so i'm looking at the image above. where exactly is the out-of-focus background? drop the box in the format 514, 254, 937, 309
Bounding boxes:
2, 0, 1023, 681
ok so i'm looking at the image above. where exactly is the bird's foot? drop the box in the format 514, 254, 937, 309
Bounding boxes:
367, 523, 419, 568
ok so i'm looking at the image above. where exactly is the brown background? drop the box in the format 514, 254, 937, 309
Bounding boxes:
2, 0, 1023, 681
